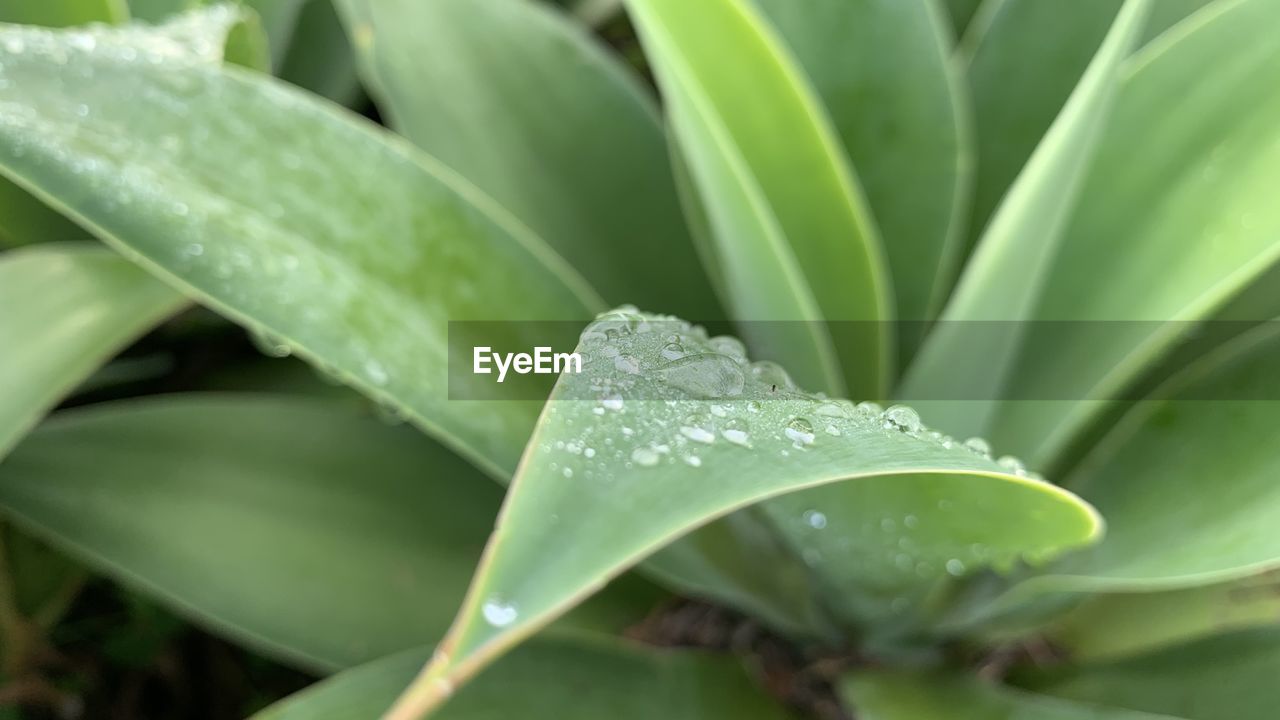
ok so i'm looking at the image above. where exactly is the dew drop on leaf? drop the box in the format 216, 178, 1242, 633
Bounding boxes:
481, 597, 518, 627
656, 353, 745, 398
881, 405, 922, 434
784, 417, 815, 447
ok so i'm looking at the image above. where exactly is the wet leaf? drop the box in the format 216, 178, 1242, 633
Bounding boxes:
384, 309, 1101, 717
0, 12, 602, 478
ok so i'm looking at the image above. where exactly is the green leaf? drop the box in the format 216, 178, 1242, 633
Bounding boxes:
845, 670, 1180, 719
1024, 629, 1280, 720
957, 0, 1214, 250
0, 0, 121, 249
999, 325, 1280, 603
990, 0, 1280, 465
385, 310, 1101, 717
0, 395, 659, 671
0, 14, 602, 478
258, 634, 791, 720
0, 395, 502, 671
752, 0, 971, 355
0, 0, 127, 26
941, 0, 984, 41
277, 0, 361, 105
1042, 573, 1280, 663
0, 244, 184, 460
900, 0, 1149, 440
333, 0, 719, 321
626, 0, 892, 398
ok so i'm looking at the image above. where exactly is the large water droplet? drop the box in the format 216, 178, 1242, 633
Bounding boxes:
482, 597, 518, 627
660, 342, 686, 360
803, 509, 827, 529
882, 405, 922, 434
750, 361, 795, 390
721, 419, 751, 447
657, 353, 745, 398
997, 455, 1028, 477
631, 447, 660, 467
963, 437, 992, 458
784, 417, 815, 447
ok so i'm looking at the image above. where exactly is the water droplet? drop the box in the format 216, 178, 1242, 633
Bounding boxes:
784, 417, 815, 447
709, 404, 729, 418
249, 328, 290, 358
721, 419, 751, 447
803, 510, 827, 529
364, 359, 389, 386
584, 448, 596, 459
814, 400, 853, 418
657, 354, 745, 398
562, 467, 574, 478
963, 437, 992, 458
997, 455, 1028, 476
824, 424, 841, 437
482, 597, 518, 627
882, 405, 922, 434
184, 242, 204, 257
750, 361, 794, 390
903, 514, 919, 529
679, 424, 715, 444
661, 342, 686, 360
856, 401, 884, 417
601, 395, 624, 412
631, 447, 660, 467
946, 559, 966, 576
683, 455, 702, 467
709, 336, 747, 360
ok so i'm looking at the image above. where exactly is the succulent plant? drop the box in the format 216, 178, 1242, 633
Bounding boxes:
2, 0, 1280, 718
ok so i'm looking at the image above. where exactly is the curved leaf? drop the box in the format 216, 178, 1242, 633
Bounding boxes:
901, 0, 1149, 440
0, 14, 602, 478
990, 0, 1280, 465
846, 670, 1180, 720
0, 244, 184, 460
385, 310, 1101, 718
277, 0, 362, 105
1025, 629, 1280, 720
753, 0, 971, 344
0, 395, 659, 671
626, 0, 892, 398
333, 0, 719, 320
256, 634, 790, 720
1000, 325, 1280, 603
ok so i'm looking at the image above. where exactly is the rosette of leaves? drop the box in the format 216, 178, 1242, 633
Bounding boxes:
2, 0, 1280, 718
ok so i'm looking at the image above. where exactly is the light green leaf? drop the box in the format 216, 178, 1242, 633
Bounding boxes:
1025, 629, 1280, 720
752, 0, 971, 352
901, 0, 1149, 440
1008, 325, 1280, 599
0, 395, 501, 671
258, 634, 791, 720
334, 0, 719, 320
846, 670, 1180, 719
626, 0, 892, 398
1042, 573, 1280, 663
0, 14, 602, 478
0, 0, 127, 26
991, 0, 1280, 465
0, 244, 184, 460
385, 310, 1101, 718
0, 395, 658, 671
